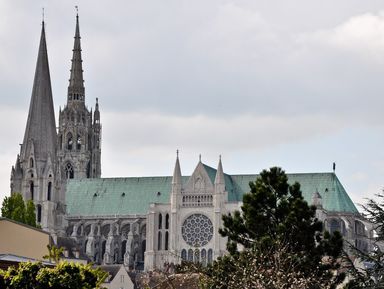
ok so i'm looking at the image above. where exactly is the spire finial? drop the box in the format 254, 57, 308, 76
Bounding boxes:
219, 154, 221, 161
42, 7, 45, 23
176, 149, 179, 158
75, 5, 79, 16
199, 154, 202, 162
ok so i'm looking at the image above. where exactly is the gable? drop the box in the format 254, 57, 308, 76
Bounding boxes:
184, 162, 215, 193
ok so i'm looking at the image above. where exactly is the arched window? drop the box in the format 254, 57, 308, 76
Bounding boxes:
188, 249, 193, 262
194, 249, 200, 263
181, 249, 187, 261
37, 204, 42, 223
121, 240, 127, 260
355, 220, 366, 236
67, 133, 73, 150
47, 182, 52, 201
84, 240, 88, 253
76, 134, 81, 150
329, 219, 341, 234
102, 240, 106, 258
65, 163, 74, 179
207, 249, 213, 264
30, 181, 34, 200
165, 214, 169, 229
141, 240, 146, 261
158, 214, 162, 229
201, 249, 207, 266
158, 231, 162, 250
29, 158, 34, 168
165, 231, 169, 250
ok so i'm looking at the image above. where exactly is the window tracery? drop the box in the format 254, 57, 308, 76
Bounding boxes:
181, 214, 213, 247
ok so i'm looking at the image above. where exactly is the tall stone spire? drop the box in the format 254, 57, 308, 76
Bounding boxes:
21, 21, 57, 162
67, 13, 85, 103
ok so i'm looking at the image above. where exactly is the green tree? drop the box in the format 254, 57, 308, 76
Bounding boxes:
0, 261, 107, 289
1, 193, 38, 228
201, 167, 345, 289
345, 194, 384, 288
43, 245, 64, 263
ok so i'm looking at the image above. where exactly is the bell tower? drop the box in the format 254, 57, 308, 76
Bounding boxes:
57, 13, 101, 181
10, 20, 62, 233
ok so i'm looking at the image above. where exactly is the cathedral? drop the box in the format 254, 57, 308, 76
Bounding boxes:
10, 15, 371, 271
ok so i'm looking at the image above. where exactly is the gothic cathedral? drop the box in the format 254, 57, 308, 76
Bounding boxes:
10, 14, 371, 271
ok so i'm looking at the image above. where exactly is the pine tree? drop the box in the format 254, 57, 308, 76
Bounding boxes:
202, 167, 345, 288
345, 194, 384, 288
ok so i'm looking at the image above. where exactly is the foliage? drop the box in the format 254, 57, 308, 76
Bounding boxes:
344, 194, 384, 288
0, 261, 107, 289
1, 193, 37, 227
43, 245, 65, 263
200, 167, 345, 289
200, 241, 344, 289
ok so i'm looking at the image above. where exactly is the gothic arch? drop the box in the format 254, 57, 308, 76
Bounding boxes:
66, 132, 73, 150
47, 181, 52, 201
65, 162, 74, 179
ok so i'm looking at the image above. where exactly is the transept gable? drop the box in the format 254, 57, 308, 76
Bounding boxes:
184, 162, 215, 194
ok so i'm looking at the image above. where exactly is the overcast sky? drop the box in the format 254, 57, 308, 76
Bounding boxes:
1, 0, 384, 208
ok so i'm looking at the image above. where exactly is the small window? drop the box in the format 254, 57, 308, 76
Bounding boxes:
67, 133, 73, 150
30, 181, 34, 200
165, 214, 169, 229
329, 219, 341, 234
65, 163, 74, 179
47, 182, 52, 201
188, 249, 193, 262
37, 204, 42, 223
158, 231, 162, 251
76, 135, 81, 150
201, 249, 207, 266
165, 231, 169, 250
158, 214, 162, 229
181, 249, 187, 261
208, 249, 213, 264
29, 158, 34, 168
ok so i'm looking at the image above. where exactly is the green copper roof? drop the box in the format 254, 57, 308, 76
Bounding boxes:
228, 173, 358, 213
66, 170, 358, 217
66, 177, 174, 216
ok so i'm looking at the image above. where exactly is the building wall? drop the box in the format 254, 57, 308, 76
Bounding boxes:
0, 218, 50, 260
67, 217, 146, 267
102, 266, 134, 289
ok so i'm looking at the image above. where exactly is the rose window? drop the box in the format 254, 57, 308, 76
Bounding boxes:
181, 214, 213, 247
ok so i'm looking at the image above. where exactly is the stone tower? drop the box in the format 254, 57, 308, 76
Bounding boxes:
10, 21, 63, 233
57, 14, 101, 181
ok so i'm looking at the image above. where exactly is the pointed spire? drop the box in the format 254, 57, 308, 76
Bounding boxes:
94, 97, 100, 124
215, 155, 225, 185
68, 11, 85, 103
21, 21, 57, 162
172, 150, 182, 185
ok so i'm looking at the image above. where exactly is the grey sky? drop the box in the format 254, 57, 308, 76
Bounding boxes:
1, 1, 384, 207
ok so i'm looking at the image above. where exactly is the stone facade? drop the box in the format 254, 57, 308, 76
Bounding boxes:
57, 15, 101, 182
10, 15, 101, 235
